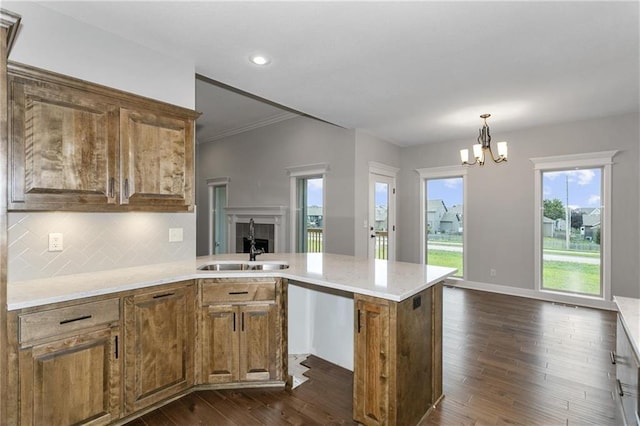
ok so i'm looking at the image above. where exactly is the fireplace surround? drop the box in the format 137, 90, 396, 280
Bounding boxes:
226, 206, 287, 254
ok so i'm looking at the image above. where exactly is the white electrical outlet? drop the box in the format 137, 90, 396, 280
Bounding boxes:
169, 228, 183, 242
490, 268, 497, 277
48, 233, 64, 252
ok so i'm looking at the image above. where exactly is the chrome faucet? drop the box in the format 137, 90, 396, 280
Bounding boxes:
248, 218, 264, 261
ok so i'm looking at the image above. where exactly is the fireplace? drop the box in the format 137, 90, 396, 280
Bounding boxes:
242, 237, 269, 253
226, 206, 287, 253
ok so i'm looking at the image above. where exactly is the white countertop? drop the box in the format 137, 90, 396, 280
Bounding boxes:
8, 253, 457, 310
615, 296, 640, 358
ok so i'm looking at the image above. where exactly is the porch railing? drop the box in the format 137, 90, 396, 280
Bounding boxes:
307, 228, 323, 252
375, 231, 388, 259
306, 229, 388, 258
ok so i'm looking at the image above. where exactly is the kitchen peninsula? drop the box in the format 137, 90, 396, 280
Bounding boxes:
7, 253, 456, 425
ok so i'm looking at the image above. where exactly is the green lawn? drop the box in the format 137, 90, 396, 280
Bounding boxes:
427, 249, 600, 295
427, 249, 463, 277
542, 260, 600, 295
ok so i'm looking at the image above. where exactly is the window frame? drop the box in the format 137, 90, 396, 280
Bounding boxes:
531, 151, 617, 301
416, 165, 467, 279
206, 177, 230, 255
286, 163, 329, 253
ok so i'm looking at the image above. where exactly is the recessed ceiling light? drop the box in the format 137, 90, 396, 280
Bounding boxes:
249, 55, 270, 66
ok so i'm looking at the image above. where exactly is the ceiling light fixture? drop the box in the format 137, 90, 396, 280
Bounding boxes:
249, 55, 270, 66
460, 114, 508, 166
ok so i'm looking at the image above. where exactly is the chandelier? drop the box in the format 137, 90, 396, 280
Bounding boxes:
460, 114, 508, 166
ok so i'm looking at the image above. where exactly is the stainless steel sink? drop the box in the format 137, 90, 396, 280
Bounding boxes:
246, 263, 289, 271
198, 262, 289, 271
198, 263, 247, 271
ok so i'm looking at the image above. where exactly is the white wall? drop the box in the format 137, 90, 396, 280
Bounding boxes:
5, 2, 195, 109
5, 2, 198, 281
398, 112, 640, 299
288, 283, 354, 371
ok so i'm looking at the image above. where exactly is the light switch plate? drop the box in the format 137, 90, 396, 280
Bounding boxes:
169, 228, 183, 242
48, 233, 63, 252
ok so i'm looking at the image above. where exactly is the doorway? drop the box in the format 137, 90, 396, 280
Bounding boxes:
368, 172, 396, 260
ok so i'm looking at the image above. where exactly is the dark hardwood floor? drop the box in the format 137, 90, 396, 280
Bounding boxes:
126, 286, 623, 425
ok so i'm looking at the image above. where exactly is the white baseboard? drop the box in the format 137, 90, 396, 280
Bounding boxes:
446, 278, 617, 311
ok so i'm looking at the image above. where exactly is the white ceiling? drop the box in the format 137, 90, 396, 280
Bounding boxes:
38, 1, 638, 147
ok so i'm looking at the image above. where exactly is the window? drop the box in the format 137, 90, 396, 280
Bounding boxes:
532, 151, 616, 300
287, 163, 328, 253
417, 166, 467, 278
207, 177, 229, 255
296, 177, 323, 252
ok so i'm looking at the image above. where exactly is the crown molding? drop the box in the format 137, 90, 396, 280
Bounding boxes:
198, 112, 299, 144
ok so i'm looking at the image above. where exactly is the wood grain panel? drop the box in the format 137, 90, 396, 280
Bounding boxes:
240, 303, 276, 381
202, 304, 238, 383
120, 108, 193, 210
202, 281, 276, 304
20, 327, 119, 426
9, 75, 117, 208
19, 297, 119, 345
124, 283, 194, 414
354, 296, 390, 426
395, 288, 433, 426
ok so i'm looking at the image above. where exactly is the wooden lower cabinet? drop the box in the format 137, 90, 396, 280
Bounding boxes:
199, 278, 286, 386
202, 303, 277, 383
353, 283, 443, 426
123, 282, 195, 414
15, 299, 121, 425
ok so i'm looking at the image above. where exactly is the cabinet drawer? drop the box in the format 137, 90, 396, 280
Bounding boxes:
19, 298, 120, 345
202, 280, 276, 304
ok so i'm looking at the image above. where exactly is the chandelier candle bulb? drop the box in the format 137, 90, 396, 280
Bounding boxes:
497, 141, 508, 158
460, 149, 469, 163
473, 143, 483, 160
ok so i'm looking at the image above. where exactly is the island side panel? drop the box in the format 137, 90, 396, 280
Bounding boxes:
353, 282, 444, 426
395, 284, 435, 426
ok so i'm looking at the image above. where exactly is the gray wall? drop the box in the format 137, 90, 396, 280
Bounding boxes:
196, 116, 357, 256
398, 112, 640, 298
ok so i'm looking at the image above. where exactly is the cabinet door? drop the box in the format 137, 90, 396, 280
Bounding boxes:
120, 107, 193, 210
124, 285, 194, 414
19, 327, 120, 426
202, 304, 239, 384
354, 296, 390, 426
240, 303, 277, 381
9, 74, 118, 210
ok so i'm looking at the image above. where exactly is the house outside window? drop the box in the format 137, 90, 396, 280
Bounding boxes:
417, 166, 467, 278
531, 151, 616, 300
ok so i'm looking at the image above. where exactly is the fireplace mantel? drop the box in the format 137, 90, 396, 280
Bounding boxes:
226, 206, 287, 253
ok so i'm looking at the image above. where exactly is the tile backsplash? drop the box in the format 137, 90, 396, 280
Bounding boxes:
8, 211, 196, 282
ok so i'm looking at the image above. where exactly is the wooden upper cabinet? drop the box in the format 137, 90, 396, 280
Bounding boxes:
120, 107, 193, 209
7, 62, 198, 212
9, 71, 118, 209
